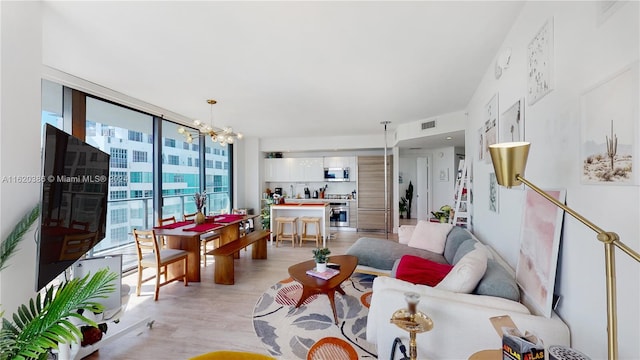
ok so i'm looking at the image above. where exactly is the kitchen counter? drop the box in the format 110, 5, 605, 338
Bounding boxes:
270, 203, 331, 246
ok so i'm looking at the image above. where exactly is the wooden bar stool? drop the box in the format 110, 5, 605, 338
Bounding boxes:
299, 216, 321, 247
275, 217, 298, 247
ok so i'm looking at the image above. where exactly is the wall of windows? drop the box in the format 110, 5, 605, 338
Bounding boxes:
41, 81, 235, 271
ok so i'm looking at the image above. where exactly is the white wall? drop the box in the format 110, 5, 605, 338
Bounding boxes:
467, 2, 639, 359
0, 1, 43, 313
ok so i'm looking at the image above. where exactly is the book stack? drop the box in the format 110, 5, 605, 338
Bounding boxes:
306, 267, 340, 280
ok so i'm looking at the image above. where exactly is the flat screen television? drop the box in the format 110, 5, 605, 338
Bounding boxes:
37, 124, 110, 290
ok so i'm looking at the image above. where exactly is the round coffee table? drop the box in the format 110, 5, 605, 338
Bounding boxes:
287, 254, 358, 325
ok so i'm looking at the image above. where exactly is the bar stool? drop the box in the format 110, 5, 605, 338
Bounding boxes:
275, 217, 298, 247
299, 216, 321, 247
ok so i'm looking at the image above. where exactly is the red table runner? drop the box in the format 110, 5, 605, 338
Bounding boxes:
182, 223, 224, 232
154, 220, 193, 229
211, 214, 245, 223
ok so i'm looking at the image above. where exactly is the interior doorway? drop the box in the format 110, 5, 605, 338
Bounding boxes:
416, 156, 431, 221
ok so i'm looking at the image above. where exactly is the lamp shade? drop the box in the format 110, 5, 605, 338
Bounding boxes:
488, 142, 530, 187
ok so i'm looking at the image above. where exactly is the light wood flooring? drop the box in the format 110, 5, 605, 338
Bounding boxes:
83, 230, 397, 360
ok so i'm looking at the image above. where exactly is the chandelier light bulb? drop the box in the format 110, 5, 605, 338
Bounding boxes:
178, 99, 242, 145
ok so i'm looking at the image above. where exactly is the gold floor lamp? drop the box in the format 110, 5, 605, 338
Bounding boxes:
489, 142, 640, 360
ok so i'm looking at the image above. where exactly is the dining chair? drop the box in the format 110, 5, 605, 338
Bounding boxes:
184, 212, 220, 267
157, 216, 177, 248
132, 229, 189, 301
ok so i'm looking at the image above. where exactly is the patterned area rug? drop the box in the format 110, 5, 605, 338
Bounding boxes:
253, 273, 378, 359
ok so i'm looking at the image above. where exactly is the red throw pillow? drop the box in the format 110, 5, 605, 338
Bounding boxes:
395, 255, 454, 286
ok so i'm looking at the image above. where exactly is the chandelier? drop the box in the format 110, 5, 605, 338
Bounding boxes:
178, 99, 243, 146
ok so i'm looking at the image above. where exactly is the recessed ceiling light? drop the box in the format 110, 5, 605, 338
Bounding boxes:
445, 136, 453, 140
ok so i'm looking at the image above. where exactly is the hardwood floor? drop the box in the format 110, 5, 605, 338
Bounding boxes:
83, 230, 396, 360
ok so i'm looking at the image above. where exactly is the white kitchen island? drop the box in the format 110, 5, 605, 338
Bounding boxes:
270, 202, 331, 247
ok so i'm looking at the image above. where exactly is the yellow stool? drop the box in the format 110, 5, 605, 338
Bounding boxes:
299, 216, 321, 247
275, 217, 298, 247
189, 350, 276, 360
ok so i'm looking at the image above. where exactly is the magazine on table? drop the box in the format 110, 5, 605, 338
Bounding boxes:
306, 267, 340, 280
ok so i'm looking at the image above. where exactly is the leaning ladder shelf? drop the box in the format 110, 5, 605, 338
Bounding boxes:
450, 159, 470, 230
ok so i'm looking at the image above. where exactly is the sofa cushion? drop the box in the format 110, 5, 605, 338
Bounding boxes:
436, 244, 488, 293
474, 258, 520, 301
394, 255, 454, 286
407, 221, 453, 254
452, 238, 479, 264
444, 226, 474, 264
398, 225, 415, 245
347, 237, 447, 270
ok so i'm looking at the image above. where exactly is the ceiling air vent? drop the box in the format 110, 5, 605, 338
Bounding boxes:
421, 120, 436, 130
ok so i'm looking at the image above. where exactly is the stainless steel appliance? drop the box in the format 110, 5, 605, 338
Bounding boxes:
329, 202, 349, 227
324, 167, 350, 182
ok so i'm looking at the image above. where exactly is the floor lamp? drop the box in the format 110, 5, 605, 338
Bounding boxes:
489, 142, 640, 360
381, 121, 391, 239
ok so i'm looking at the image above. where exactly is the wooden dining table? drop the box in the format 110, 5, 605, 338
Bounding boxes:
153, 214, 259, 282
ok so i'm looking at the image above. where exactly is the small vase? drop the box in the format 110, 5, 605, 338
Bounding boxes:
195, 211, 206, 224
316, 262, 327, 272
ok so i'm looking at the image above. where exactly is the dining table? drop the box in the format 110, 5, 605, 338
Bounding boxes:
153, 214, 259, 282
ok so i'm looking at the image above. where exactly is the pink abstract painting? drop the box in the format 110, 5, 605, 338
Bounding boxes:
516, 188, 566, 318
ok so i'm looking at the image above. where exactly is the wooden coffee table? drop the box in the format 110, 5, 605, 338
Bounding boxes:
288, 254, 358, 325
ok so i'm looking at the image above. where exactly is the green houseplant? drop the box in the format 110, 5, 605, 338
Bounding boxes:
0, 205, 117, 360
399, 197, 408, 219
312, 247, 331, 272
404, 181, 414, 219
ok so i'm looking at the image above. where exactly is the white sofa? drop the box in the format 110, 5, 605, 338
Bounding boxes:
349, 223, 571, 359
368, 276, 570, 360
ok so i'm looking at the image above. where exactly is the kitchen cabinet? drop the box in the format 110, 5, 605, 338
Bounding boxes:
264, 158, 323, 182
323, 156, 356, 170
290, 158, 324, 182
264, 158, 290, 182
349, 201, 358, 228
356, 155, 392, 231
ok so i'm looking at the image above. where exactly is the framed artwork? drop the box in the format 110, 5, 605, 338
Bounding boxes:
580, 61, 638, 185
527, 17, 554, 105
501, 99, 525, 143
489, 172, 498, 213
517, 188, 566, 318
484, 94, 498, 163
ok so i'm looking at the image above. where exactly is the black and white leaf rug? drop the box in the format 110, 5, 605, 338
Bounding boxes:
253, 273, 378, 359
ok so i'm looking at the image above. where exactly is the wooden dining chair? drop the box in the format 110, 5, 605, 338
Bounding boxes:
157, 216, 177, 248
184, 212, 220, 267
132, 229, 189, 301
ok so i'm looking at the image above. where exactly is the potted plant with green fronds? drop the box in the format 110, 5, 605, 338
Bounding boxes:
0, 205, 117, 360
312, 247, 331, 272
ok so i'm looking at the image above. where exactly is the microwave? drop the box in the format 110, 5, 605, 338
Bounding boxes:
324, 167, 350, 182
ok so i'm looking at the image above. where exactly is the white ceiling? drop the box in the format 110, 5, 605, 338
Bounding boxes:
41, 1, 524, 148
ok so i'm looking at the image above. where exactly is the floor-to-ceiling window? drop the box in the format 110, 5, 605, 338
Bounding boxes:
161, 120, 200, 220
84, 97, 154, 254
40, 81, 235, 272
205, 142, 231, 214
